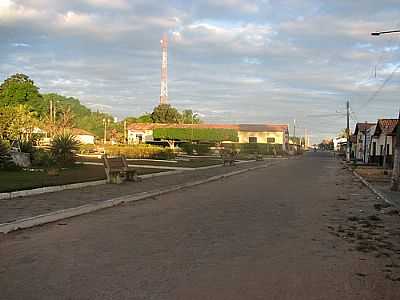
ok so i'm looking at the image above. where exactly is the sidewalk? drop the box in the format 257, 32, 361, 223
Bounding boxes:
373, 183, 400, 207
0, 160, 283, 225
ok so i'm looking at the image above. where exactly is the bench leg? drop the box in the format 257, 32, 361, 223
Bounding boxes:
109, 173, 123, 184
127, 172, 141, 182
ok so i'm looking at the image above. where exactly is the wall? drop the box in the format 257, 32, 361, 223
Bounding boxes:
128, 129, 154, 144
238, 131, 284, 144
76, 135, 94, 145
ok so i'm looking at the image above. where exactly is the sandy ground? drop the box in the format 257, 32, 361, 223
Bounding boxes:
1, 152, 400, 299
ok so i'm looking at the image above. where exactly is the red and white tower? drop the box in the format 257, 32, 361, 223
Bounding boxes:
160, 33, 168, 105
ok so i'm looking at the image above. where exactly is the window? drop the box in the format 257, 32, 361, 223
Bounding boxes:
249, 136, 257, 143
267, 137, 275, 143
372, 142, 376, 156
387, 144, 390, 155
380, 145, 384, 155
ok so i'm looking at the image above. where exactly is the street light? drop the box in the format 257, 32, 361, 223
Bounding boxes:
371, 29, 400, 191
103, 118, 110, 145
371, 30, 400, 36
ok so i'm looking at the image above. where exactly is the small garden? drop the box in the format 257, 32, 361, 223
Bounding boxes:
0, 134, 166, 192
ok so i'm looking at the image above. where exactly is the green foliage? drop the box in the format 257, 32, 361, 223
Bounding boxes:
0, 73, 46, 116
105, 144, 175, 159
32, 149, 55, 168
79, 144, 97, 154
181, 110, 201, 124
0, 105, 37, 140
151, 104, 181, 123
223, 143, 284, 155
43, 93, 112, 138
0, 139, 17, 170
180, 143, 210, 155
154, 128, 238, 142
50, 133, 80, 167
180, 143, 194, 155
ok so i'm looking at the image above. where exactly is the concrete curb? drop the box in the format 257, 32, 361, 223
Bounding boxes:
352, 170, 398, 208
0, 161, 279, 234
1, 160, 260, 200
341, 161, 398, 208
0, 180, 107, 201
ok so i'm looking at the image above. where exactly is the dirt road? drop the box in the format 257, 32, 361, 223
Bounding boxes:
1, 152, 400, 299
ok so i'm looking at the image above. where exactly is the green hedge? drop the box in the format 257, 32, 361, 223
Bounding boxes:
223, 143, 284, 155
153, 128, 238, 142
104, 144, 175, 159
180, 143, 211, 155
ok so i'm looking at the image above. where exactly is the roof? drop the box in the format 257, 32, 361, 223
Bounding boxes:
128, 123, 289, 133
71, 128, 95, 136
374, 119, 398, 136
354, 122, 375, 135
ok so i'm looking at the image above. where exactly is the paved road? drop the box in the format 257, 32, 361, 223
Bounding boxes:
1, 152, 399, 299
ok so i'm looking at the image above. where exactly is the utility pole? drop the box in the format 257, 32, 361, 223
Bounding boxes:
391, 109, 400, 191
346, 100, 350, 162
304, 128, 307, 149
124, 120, 127, 144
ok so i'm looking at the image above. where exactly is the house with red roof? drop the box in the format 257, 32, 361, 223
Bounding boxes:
370, 119, 398, 167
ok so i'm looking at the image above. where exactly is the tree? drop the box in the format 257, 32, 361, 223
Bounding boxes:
0, 105, 37, 140
337, 128, 351, 138
181, 109, 201, 124
151, 104, 181, 123
0, 73, 46, 116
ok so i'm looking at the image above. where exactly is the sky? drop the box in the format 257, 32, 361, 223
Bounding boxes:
1, 0, 400, 143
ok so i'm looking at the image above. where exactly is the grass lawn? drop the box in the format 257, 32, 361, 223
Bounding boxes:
78, 156, 222, 168
0, 165, 167, 193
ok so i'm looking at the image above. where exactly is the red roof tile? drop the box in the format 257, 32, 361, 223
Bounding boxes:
127, 123, 288, 133
374, 119, 398, 136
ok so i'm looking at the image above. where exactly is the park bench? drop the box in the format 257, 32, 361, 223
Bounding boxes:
222, 152, 236, 166
103, 154, 141, 184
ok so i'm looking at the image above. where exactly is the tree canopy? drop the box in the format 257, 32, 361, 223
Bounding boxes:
151, 104, 181, 123
0, 73, 46, 116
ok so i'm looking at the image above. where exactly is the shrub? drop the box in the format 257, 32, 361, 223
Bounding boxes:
222, 143, 284, 155
180, 143, 194, 155
0, 139, 16, 170
79, 144, 97, 154
104, 144, 175, 159
32, 149, 55, 168
50, 133, 80, 167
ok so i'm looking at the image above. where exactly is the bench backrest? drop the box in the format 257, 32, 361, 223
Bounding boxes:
103, 155, 129, 171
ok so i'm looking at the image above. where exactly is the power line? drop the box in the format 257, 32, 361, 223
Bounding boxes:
358, 63, 400, 111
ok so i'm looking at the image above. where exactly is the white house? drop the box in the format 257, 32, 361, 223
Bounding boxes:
370, 119, 397, 167
71, 128, 95, 145
354, 122, 376, 163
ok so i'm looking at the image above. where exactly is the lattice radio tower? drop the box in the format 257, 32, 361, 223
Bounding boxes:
160, 33, 168, 105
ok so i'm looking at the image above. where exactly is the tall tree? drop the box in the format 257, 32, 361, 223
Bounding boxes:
0, 73, 46, 116
151, 104, 181, 123
181, 109, 201, 124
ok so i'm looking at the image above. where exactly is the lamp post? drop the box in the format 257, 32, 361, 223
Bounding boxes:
103, 118, 110, 145
371, 29, 400, 191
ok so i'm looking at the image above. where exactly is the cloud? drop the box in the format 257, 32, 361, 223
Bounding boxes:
0, 0, 399, 142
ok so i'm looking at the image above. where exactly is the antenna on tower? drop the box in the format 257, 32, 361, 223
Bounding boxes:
160, 33, 168, 105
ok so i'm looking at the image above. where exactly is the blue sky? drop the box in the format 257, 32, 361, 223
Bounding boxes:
1, 0, 400, 143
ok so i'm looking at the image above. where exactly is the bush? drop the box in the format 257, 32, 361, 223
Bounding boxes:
104, 144, 175, 159
180, 143, 194, 155
50, 133, 80, 167
0, 139, 17, 170
32, 149, 55, 168
222, 143, 284, 155
79, 144, 97, 154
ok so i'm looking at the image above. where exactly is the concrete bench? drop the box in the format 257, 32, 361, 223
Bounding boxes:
103, 154, 141, 184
